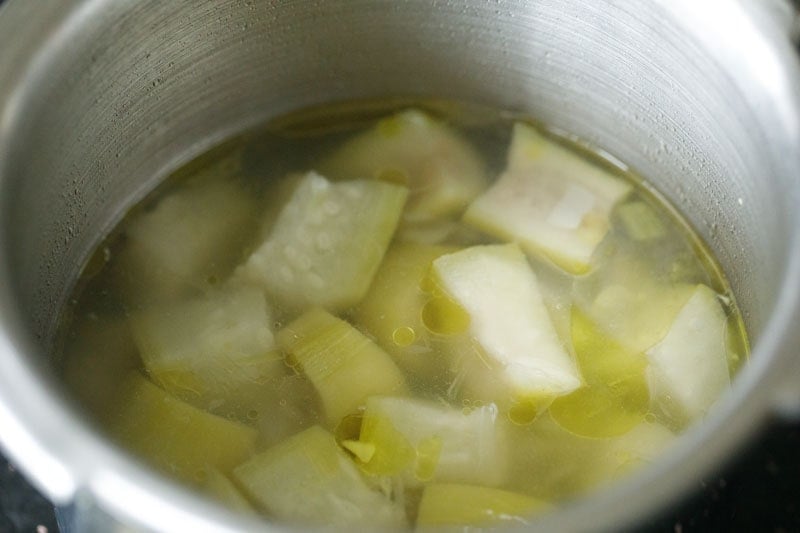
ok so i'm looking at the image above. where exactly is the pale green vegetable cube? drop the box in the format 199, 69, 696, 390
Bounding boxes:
503, 414, 606, 499
575, 251, 698, 354
130, 285, 283, 419
504, 414, 673, 500
115, 173, 257, 307
416, 483, 550, 528
318, 108, 487, 221
431, 244, 581, 418
464, 123, 631, 274
109, 373, 258, 484
234, 172, 408, 312
355, 396, 506, 487
353, 242, 456, 379
233, 425, 407, 528
587, 282, 697, 354
277, 308, 408, 425
646, 284, 731, 422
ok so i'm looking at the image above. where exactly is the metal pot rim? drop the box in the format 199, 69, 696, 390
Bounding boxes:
0, 1, 798, 532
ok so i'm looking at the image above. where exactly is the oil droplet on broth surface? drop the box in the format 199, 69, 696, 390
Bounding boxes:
421, 295, 470, 335
392, 326, 417, 347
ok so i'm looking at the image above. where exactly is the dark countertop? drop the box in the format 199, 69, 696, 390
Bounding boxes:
2, 419, 799, 532
639, 421, 800, 533
0, 460, 58, 533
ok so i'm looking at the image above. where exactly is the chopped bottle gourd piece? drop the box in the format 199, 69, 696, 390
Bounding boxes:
109, 373, 257, 484
114, 174, 258, 307
355, 396, 505, 487
587, 282, 697, 353
549, 308, 649, 438
233, 425, 407, 528
353, 242, 456, 379
646, 284, 731, 422
464, 122, 632, 274
416, 483, 550, 528
233, 172, 408, 312
504, 414, 674, 500
130, 286, 284, 418
204, 468, 256, 513
318, 108, 487, 222
277, 308, 408, 425
576, 252, 698, 354
431, 244, 581, 416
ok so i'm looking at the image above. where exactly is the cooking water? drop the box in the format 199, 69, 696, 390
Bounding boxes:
57, 100, 748, 529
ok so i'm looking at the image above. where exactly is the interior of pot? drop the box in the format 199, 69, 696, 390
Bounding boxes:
1, 0, 798, 531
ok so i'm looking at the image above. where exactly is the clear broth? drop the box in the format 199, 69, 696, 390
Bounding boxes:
56, 100, 748, 528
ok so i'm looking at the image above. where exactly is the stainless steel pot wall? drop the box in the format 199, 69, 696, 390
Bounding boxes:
0, 0, 799, 531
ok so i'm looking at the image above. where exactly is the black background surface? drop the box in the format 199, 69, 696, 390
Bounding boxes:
0, 0, 798, 531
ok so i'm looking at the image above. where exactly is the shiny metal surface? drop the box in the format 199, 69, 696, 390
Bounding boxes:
0, 0, 798, 531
